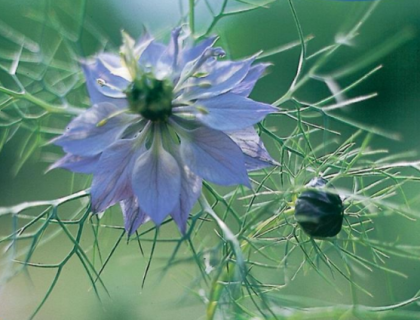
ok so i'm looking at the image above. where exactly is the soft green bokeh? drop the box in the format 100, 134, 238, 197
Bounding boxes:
0, 0, 419, 319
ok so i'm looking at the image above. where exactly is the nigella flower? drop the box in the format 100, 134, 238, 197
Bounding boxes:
51, 28, 278, 235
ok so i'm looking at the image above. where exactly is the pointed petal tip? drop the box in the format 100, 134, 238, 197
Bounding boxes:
170, 210, 189, 235
259, 62, 274, 74
91, 190, 118, 214
45, 162, 57, 174
91, 201, 103, 214
126, 226, 137, 237
91, 203, 103, 215
48, 134, 62, 146
78, 57, 89, 66
45, 158, 67, 174
148, 214, 166, 227
243, 177, 252, 189
173, 26, 183, 35
195, 93, 278, 131
132, 145, 182, 226
271, 159, 281, 167
176, 222, 187, 236
121, 196, 149, 236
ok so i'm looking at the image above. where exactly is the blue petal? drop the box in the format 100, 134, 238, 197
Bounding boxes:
193, 93, 277, 131
231, 63, 270, 97
139, 41, 166, 70
180, 57, 255, 101
132, 141, 181, 225
174, 47, 226, 93
170, 148, 202, 234
91, 139, 142, 213
82, 53, 129, 100
227, 127, 279, 171
48, 154, 100, 174
120, 196, 149, 236
155, 27, 182, 79
179, 36, 218, 69
82, 61, 127, 107
134, 30, 154, 56
178, 125, 250, 187
136, 30, 167, 71
81, 61, 127, 107
53, 103, 136, 157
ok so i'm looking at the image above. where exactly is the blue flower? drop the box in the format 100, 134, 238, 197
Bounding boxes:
51, 28, 278, 235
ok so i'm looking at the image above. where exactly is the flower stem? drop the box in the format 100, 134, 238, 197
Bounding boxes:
202, 195, 295, 319
0, 86, 82, 115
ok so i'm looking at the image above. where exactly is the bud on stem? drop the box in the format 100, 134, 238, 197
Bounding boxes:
294, 177, 344, 238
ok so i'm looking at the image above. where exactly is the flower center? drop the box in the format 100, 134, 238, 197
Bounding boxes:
126, 75, 173, 122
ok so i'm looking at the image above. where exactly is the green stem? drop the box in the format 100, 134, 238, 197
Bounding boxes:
204, 196, 295, 319
0, 189, 89, 216
0, 86, 82, 115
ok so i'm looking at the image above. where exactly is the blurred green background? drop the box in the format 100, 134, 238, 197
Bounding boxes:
0, 0, 419, 319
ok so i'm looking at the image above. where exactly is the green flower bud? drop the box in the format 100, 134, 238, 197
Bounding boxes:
295, 177, 344, 238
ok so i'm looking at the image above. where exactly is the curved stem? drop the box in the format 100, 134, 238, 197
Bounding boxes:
202, 192, 295, 319
0, 86, 82, 115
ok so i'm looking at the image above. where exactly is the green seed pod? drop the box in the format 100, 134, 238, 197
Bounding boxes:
126, 75, 174, 122
295, 177, 344, 237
